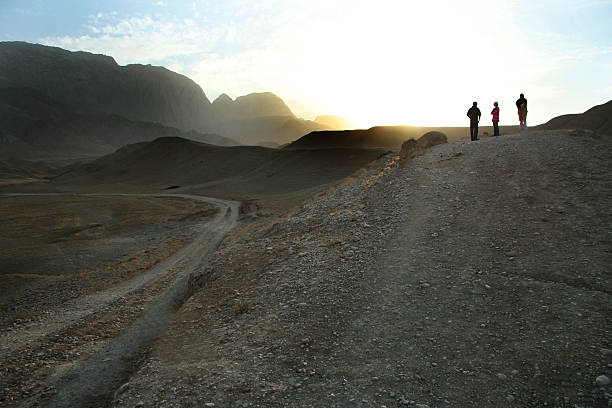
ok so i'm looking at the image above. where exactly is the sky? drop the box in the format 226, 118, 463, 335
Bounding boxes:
1, 0, 611, 128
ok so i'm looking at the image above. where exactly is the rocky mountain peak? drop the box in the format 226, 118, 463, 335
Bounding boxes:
0, 41, 212, 132
212, 93, 234, 105
233, 92, 295, 119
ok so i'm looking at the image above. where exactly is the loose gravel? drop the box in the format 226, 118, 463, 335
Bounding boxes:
117, 130, 612, 407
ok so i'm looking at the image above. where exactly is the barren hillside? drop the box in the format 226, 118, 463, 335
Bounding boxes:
116, 129, 612, 407
51, 137, 390, 211
536, 99, 612, 136
288, 125, 520, 149
1, 129, 610, 407
0, 87, 236, 161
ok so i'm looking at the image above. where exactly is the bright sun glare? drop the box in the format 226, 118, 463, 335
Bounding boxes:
274, 1, 527, 128
25, 1, 612, 128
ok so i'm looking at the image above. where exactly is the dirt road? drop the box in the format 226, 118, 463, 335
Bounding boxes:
0, 193, 239, 407
116, 130, 611, 407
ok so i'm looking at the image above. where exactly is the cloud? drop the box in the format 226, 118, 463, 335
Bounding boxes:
39, 12, 220, 64
37, 1, 612, 126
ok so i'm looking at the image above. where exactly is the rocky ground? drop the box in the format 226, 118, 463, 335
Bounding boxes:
0, 195, 232, 406
115, 130, 611, 407
0, 195, 218, 329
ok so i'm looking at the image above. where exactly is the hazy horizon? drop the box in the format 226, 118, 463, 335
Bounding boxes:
1, 0, 611, 128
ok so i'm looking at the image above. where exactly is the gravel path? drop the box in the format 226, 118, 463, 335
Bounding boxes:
0, 193, 239, 407
117, 130, 612, 407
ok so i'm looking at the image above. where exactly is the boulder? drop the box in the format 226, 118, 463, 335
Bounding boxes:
400, 131, 447, 160
400, 139, 421, 160
417, 131, 448, 149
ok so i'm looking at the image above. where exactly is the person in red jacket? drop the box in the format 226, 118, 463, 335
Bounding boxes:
491, 101, 500, 136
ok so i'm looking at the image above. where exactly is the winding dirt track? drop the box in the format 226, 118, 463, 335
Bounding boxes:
113, 131, 612, 407
0, 193, 239, 407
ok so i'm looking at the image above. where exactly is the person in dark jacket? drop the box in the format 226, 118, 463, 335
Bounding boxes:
516, 93, 528, 130
491, 101, 500, 136
467, 102, 481, 141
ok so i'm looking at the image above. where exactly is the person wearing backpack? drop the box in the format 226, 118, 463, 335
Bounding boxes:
491, 101, 500, 136
516, 93, 528, 130
467, 101, 481, 141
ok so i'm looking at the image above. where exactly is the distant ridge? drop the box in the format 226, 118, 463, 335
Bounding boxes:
208, 93, 326, 145
0, 41, 212, 132
54, 137, 389, 200
0, 86, 236, 161
211, 92, 295, 122
207, 115, 327, 146
0, 41, 332, 151
287, 126, 474, 149
535, 99, 612, 136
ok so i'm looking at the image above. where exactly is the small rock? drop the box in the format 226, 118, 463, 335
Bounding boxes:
113, 382, 130, 399
511, 369, 519, 375
505, 250, 517, 257
497, 373, 507, 380
506, 394, 515, 403
135, 402, 145, 407
595, 375, 610, 386
204, 404, 216, 408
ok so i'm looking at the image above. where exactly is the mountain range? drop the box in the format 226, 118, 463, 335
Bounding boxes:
0, 41, 333, 159
1, 41, 610, 162
0, 86, 237, 160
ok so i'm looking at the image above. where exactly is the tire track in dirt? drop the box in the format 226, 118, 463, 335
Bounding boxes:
0, 193, 239, 407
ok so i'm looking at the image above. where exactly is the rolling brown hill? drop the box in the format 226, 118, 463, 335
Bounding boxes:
287, 124, 528, 149
287, 126, 469, 149
52, 137, 390, 204
535, 99, 612, 135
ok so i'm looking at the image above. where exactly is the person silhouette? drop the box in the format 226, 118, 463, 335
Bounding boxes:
467, 101, 481, 141
516, 93, 528, 130
491, 101, 500, 136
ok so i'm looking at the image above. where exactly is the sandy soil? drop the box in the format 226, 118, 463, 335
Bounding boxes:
115, 130, 611, 407
0, 129, 610, 407
0, 193, 238, 407
40, 137, 390, 216
0, 194, 218, 328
